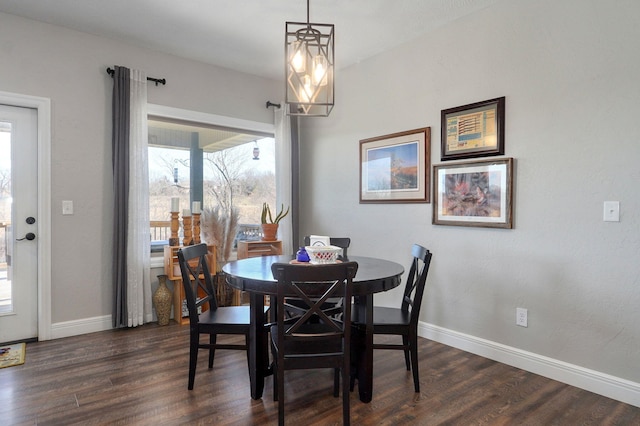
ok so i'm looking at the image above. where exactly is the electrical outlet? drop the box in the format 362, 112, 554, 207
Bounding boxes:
603, 201, 620, 222
516, 307, 528, 327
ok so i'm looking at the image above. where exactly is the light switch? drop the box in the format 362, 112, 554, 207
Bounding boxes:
603, 201, 620, 222
62, 200, 74, 215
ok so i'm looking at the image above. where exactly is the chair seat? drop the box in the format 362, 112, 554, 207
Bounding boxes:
271, 324, 344, 355
351, 306, 411, 329
369, 306, 411, 326
198, 304, 269, 328
198, 305, 251, 326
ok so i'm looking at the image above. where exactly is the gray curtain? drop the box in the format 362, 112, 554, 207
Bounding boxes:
112, 65, 130, 328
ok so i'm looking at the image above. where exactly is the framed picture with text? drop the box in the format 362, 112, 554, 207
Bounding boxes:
441, 97, 505, 161
359, 127, 430, 203
433, 157, 514, 228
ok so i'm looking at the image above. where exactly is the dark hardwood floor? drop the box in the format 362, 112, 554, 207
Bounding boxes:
1, 323, 638, 425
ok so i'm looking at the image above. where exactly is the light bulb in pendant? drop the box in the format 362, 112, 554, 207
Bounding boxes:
313, 55, 328, 86
299, 74, 312, 102
290, 40, 306, 73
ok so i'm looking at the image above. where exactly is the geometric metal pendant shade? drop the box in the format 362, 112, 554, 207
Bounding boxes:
285, 1, 334, 116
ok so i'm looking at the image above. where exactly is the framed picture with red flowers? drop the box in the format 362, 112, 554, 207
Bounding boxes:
433, 157, 514, 228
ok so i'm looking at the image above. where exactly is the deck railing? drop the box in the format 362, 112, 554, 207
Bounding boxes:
149, 221, 261, 250
150, 220, 171, 241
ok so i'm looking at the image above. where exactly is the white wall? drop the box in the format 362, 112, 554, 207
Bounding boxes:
0, 12, 279, 324
300, 0, 640, 404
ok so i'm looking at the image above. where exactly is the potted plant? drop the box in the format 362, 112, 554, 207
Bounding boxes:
260, 203, 289, 241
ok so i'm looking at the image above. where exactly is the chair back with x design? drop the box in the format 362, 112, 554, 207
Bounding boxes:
178, 244, 217, 323
401, 244, 432, 327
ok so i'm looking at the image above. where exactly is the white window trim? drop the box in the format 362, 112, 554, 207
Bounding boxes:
147, 104, 275, 269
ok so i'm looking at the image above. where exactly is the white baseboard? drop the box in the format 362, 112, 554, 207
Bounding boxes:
419, 322, 640, 408
50, 313, 158, 339
50, 315, 113, 340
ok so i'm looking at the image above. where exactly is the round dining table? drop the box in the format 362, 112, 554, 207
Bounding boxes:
223, 254, 404, 403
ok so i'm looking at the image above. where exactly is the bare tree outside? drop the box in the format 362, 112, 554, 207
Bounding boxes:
204, 147, 243, 218
203, 145, 275, 224
148, 138, 276, 243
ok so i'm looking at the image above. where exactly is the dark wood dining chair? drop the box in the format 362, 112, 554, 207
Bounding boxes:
177, 243, 251, 390
270, 261, 359, 426
304, 236, 351, 260
353, 244, 432, 393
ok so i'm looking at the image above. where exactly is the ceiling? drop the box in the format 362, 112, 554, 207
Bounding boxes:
0, 0, 502, 81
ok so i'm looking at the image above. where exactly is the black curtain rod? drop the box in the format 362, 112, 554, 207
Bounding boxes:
266, 101, 281, 109
106, 67, 166, 86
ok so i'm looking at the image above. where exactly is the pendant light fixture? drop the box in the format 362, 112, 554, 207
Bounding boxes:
285, 0, 334, 117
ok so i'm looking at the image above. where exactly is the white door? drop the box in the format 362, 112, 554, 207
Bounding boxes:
0, 104, 38, 343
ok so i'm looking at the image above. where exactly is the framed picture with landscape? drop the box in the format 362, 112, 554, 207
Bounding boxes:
441, 97, 505, 161
359, 127, 430, 203
433, 157, 514, 228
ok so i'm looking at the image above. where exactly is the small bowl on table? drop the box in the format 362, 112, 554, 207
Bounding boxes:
305, 245, 343, 264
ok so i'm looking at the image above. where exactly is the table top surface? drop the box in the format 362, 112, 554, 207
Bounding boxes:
223, 255, 404, 296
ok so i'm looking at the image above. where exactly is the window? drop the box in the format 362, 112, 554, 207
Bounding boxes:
147, 109, 276, 254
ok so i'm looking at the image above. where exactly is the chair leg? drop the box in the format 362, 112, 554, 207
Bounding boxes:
273, 371, 278, 402
188, 332, 199, 390
402, 335, 411, 370
333, 368, 340, 397
277, 363, 285, 426
349, 329, 361, 392
271, 341, 278, 402
245, 334, 251, 374
409, 332, 420, 393
208, 334, 217, 369
342, 362, 351, 426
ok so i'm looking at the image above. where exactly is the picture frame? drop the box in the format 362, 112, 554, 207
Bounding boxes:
441, 97, 505, 161
360, 127, 430, 203
433, 157, 514, 228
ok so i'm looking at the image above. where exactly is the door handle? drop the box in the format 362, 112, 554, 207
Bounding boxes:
16, 232, 36, 241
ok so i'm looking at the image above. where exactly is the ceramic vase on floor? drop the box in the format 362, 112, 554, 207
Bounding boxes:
153, 274, 173, 326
